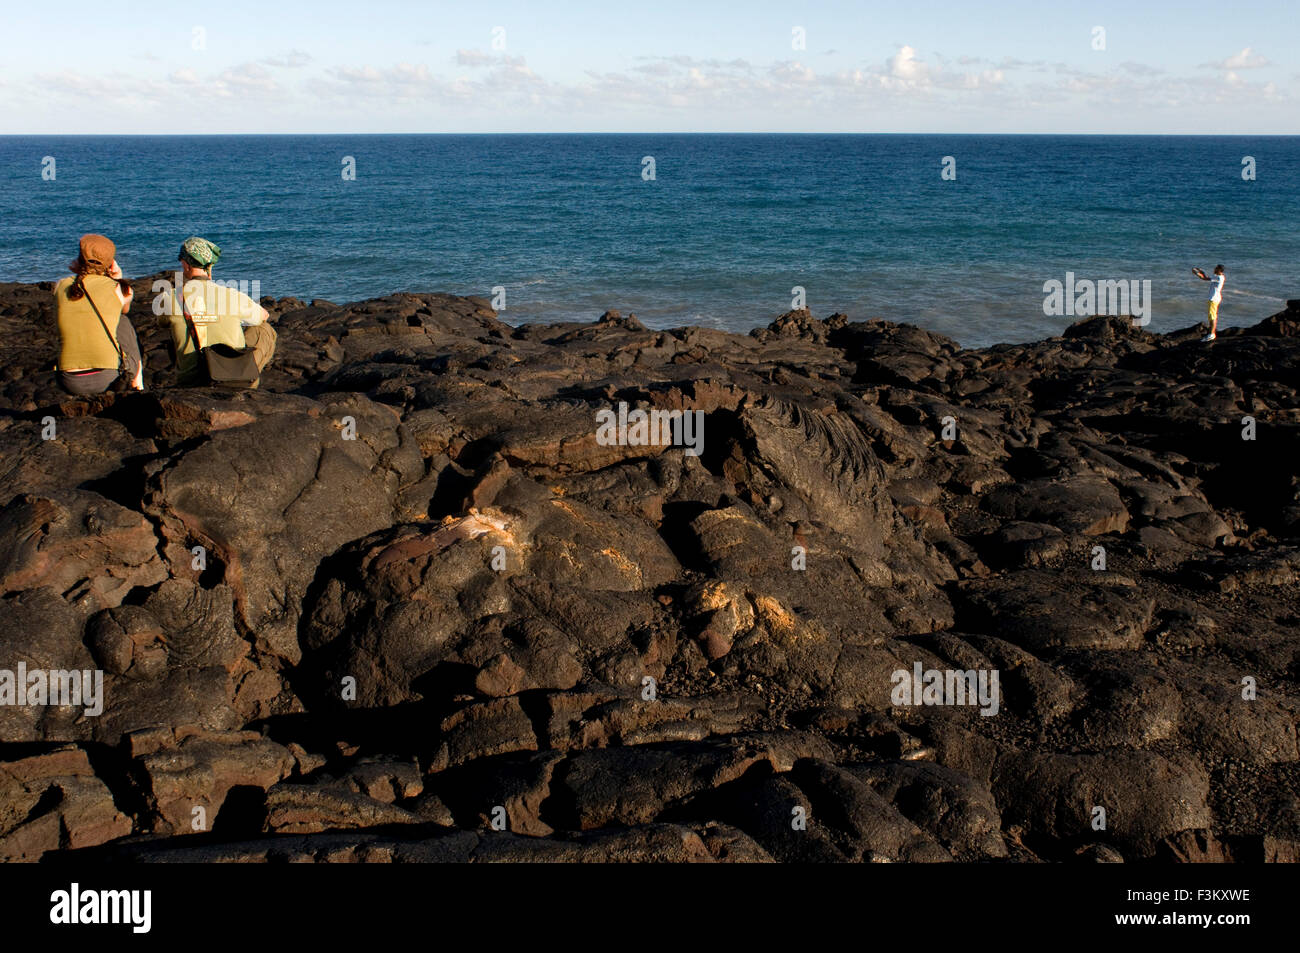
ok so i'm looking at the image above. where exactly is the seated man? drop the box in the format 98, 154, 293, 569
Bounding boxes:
156, 236, 276, 385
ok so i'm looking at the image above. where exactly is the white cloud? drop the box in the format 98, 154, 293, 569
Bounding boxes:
886, 45, 929, 85
1120, 61, 1165, 76
997, 57, 1046, 70
876, 45, 1004, 91
456, 49, 494, 68
263, 50, 312, 69
216, 63, 278, 95
330, 65, 385, 84
8, 40, 1295, 133
457, 49, 527, 69
769, 61, 815, 84
1201, 47, 1270, 70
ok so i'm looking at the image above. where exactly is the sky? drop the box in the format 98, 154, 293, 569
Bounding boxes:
1, 0, 1296, 133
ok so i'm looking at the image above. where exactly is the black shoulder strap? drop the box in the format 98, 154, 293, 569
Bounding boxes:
79, 276, 125, 371
177, 283, 204, 351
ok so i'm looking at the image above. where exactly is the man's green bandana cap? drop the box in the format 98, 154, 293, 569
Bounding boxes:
179, 237, 221, 268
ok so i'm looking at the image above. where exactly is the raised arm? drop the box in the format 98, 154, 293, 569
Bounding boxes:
241, 303, 271, 325
109, 261, 134, 312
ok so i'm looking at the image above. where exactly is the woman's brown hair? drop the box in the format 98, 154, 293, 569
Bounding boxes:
66, 257, 109, 301
67, 245, 128, 301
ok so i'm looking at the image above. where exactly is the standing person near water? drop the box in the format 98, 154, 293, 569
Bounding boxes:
1193, 264, 1226, 342
53, 234, 145, 394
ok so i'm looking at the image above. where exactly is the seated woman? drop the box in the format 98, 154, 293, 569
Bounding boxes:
54, 234, 144, 395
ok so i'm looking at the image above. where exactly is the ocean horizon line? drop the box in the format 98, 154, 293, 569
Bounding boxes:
2, 131, 1298, 138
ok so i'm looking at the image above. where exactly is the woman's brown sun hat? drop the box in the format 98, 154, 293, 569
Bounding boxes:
69, 233, 116, 275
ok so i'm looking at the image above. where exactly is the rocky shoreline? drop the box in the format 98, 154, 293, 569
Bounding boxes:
1, 273, 1297, 863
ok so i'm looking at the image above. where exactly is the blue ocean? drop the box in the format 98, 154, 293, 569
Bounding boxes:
1, 134, 1295, 348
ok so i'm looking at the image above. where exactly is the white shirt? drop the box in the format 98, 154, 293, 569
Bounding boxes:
1207, 273, 1225, 303
156, 279, 267, 327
